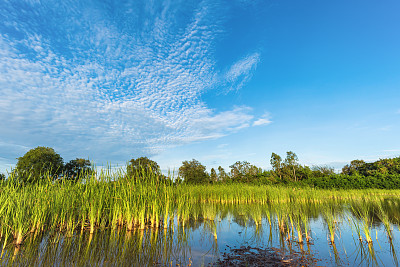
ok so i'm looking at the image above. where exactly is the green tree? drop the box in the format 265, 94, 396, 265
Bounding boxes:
342, 160, 366, 175
270, 153, 282, 179
210, 168, 217, 183
126, 157, 161, 181
229, 161, 260, 183
365, 157, 400, 176
312, 165, 335, 177
282, 151, 299, 181
0, 173, 5, 181
341, 157, 400, 177
15, 146, 64, 183
217, 166, 229, 182
64, 158, 92, 180
178, 159, 209, 184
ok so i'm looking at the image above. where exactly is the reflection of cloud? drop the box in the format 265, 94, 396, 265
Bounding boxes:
0, 1, 260, 164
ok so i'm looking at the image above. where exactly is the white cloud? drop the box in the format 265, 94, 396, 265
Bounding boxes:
253, 112, 272, 126
224, 52, 260, 91
0, 1, 260, 166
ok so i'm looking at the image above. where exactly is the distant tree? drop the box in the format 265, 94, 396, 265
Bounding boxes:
217, 166, 229, 182
230, 161, 249, 182
370, 157, 400, 175
341, 157, 400, 177
127, 157, 161, 181
178, 159, 209, 184
210, 168, 217, 183
270, 153, 282, 179
64, 158, 92, 180
282, 151, 299, 181
342, 160, 366, 175
0, 173, 5, 181
229, 161, 260, 183
15, 146, 64, 183
311, 165, 335, 177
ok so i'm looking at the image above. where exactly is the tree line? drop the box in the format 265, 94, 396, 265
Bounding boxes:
3, 147, 93, 183
1, 146, 400, 189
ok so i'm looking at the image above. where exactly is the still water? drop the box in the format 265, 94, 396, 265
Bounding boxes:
1, 203, 400, 266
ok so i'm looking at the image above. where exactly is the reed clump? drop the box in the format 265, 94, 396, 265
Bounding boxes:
0, 169, 399, 248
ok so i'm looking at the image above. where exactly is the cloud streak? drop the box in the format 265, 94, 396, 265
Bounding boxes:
0, 0, 262, 166
253, 112, 272, 126
224, 52, 261, 92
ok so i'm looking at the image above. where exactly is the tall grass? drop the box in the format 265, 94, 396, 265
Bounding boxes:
0, 169, 399, 249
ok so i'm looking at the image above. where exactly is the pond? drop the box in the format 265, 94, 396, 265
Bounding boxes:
1, 201, 399, 266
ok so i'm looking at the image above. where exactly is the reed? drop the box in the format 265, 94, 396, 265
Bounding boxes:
1, 167, 400, 250
322, 205, 338, 244
375, 198, 393, 241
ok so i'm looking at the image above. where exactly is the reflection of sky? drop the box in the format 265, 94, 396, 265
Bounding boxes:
1, 210, 400, 266
188, 215, 400, 266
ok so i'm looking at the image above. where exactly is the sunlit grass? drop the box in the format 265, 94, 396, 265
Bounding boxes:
0, 169, 400, 250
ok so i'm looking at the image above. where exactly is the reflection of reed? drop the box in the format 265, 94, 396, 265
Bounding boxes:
388, 236, 399, 267
1, 198, 400, 266
330, 241, 340, 266
322, 204, 339, 244
0, 224, 194, 266
2, 173, 400, 250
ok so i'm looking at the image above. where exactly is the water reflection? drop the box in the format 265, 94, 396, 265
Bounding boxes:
1, 201, 399, 266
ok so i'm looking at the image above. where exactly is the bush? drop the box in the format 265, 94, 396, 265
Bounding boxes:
301, 174, 400, 189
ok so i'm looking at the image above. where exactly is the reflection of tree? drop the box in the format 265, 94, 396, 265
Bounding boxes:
4, 200, 400, 266
4, 227, 192, 266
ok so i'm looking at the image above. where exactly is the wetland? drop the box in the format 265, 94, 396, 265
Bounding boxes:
1, 174, 400, 266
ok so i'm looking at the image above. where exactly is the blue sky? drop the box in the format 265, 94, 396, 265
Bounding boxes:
0, 0, 399, 173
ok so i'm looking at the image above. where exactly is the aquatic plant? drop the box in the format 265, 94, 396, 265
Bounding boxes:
0, 167, 400, 250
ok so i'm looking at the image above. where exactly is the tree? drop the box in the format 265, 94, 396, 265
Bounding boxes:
178, 159, 209, 184
230, 161, 249, 182
341, 157, 400, 177
217, 166, 229, 182
342, 160, 366, 175
126, 157, 161, 181
370, 157, 400, 175
270, 153, 282, 179
15, 146, 64, 183
0, 173, 5, 181
312, 165, 335, 177
282, 151, 299, 181
210, 168, 217, 183
229, 161, 260, 183
64, 158, 92, 180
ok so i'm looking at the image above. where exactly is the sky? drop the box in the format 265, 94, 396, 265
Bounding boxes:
0, 0, 399, 174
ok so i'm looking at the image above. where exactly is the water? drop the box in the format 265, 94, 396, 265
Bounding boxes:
1, 203, 400, 266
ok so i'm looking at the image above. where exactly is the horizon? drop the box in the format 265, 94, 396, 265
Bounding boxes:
1, 0, 399, 174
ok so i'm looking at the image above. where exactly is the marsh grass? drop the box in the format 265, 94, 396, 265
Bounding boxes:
0, 169, 400, 255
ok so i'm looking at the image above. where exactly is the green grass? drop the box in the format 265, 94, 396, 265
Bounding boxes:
1, 170, 400, 248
